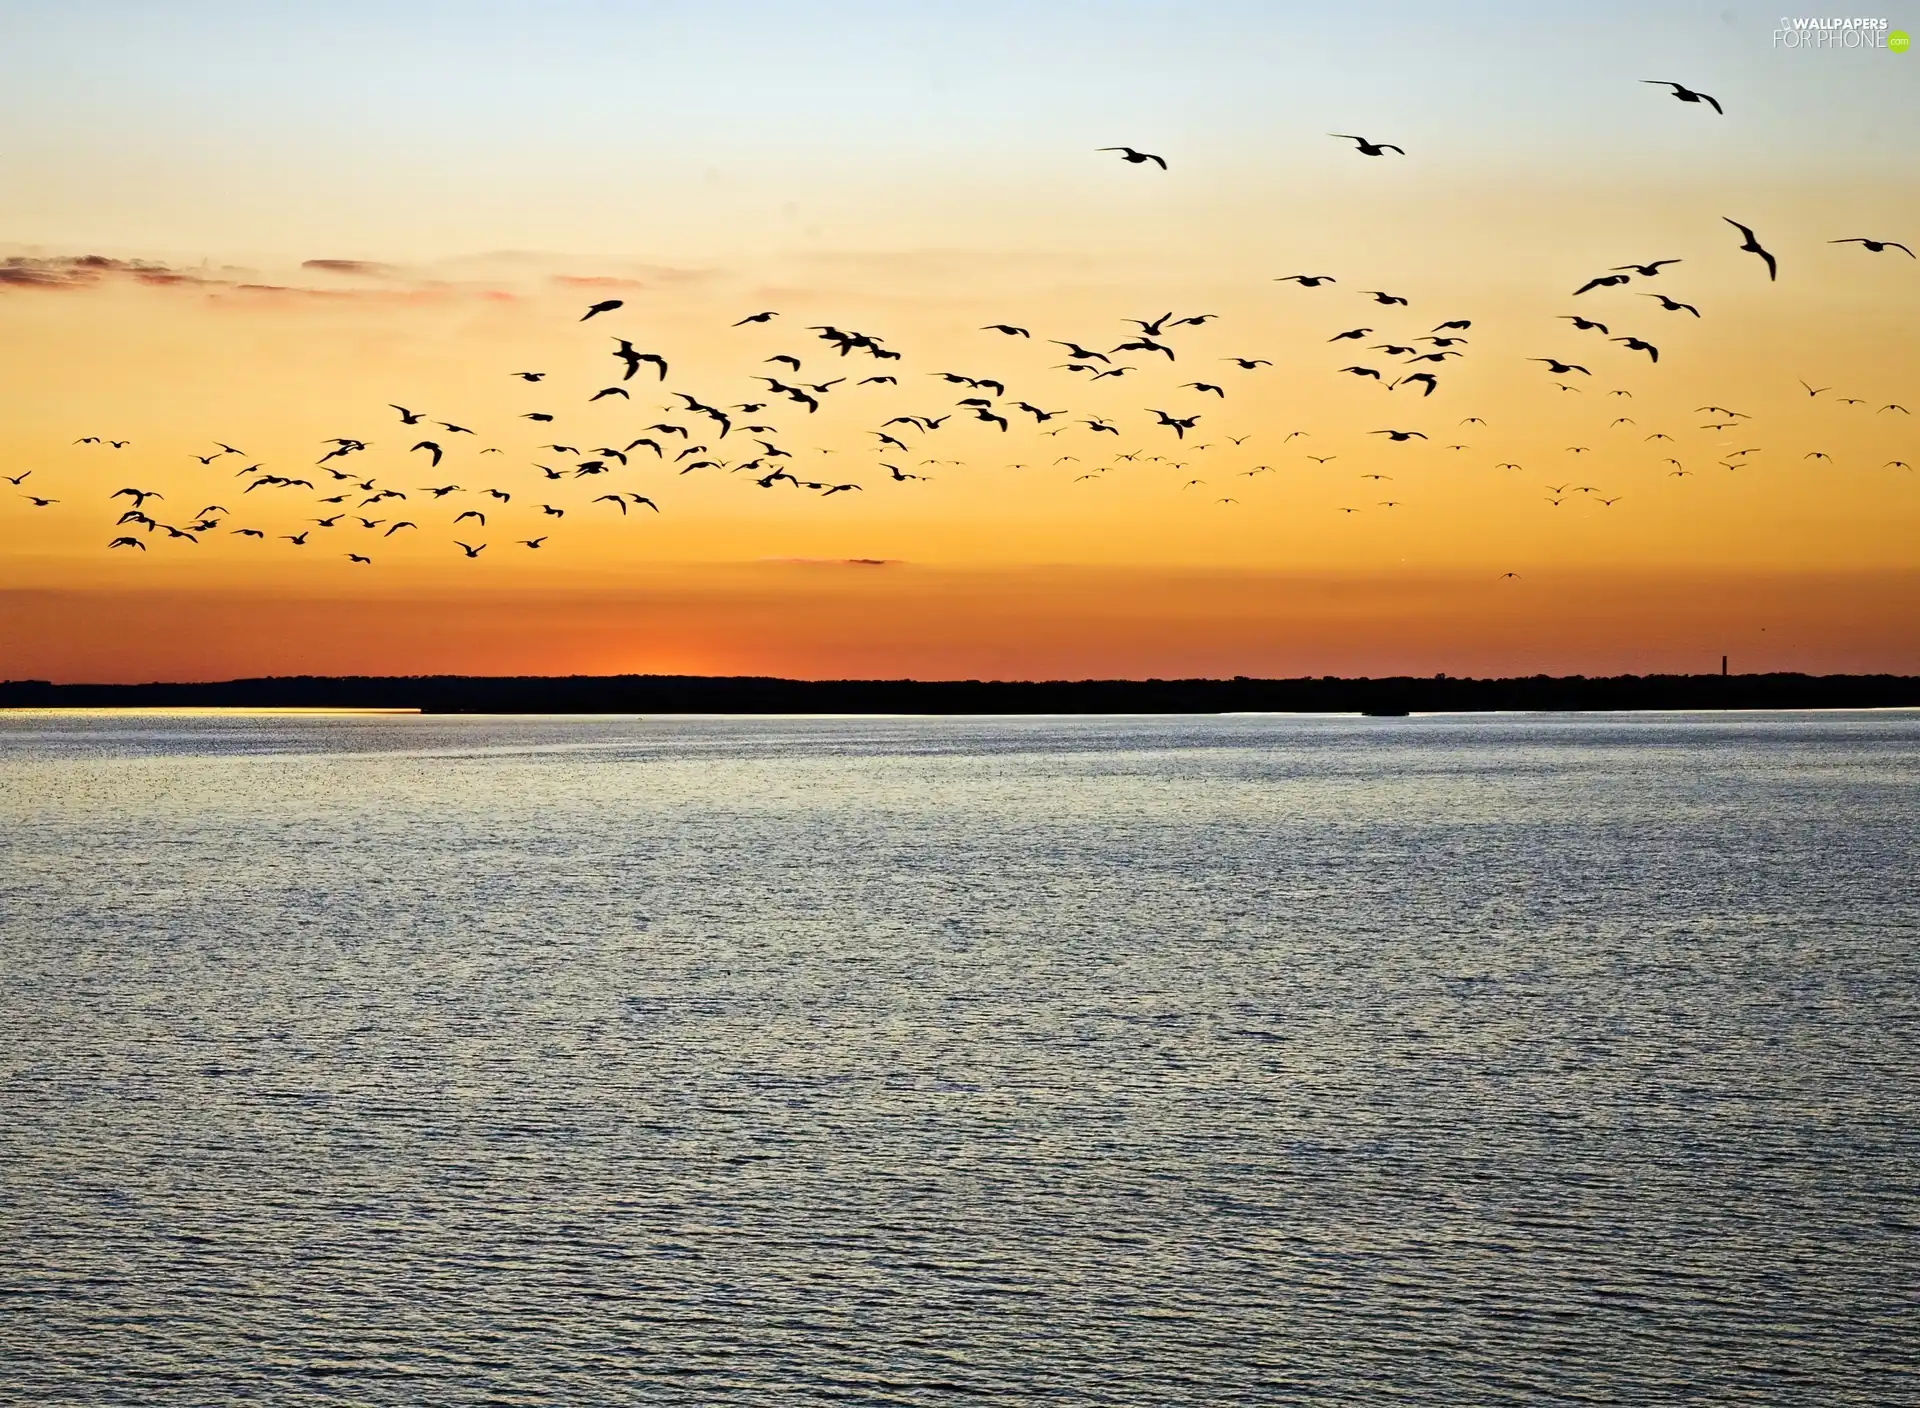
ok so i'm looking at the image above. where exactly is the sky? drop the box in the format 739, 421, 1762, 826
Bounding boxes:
2, 0, 1916, 681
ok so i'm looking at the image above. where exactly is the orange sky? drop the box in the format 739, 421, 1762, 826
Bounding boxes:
2, 4, 1915, 680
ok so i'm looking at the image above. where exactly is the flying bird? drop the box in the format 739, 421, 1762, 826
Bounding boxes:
1614, 260, 1682, 277
1724, 218, 1778, 280
981, 324, 1030, 337
1612, 337, 1659, 362
1275, 275, 1336, 287
581, 299, 623, 321
733, 311, 778, 325
1363, 290, 1409, 305
1330, 134, 1404, 155
1642, 80, 1722, 114
1643, 293, 1701, 316
1560, 316, 1610, 333
1050, 340, 1110, 363
1573, 273, 1631, 295
1097, 146, 1167, 169
613, 340, 668, 381
1829, 237, 1915, 257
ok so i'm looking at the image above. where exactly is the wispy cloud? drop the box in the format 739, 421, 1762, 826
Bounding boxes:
759, 557, 901, 567
0, 254, 222, 290
0, 250, 524, 305
300, 258, 398, 278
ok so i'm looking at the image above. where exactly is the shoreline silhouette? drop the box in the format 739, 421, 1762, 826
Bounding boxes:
2, 673, 1914, 715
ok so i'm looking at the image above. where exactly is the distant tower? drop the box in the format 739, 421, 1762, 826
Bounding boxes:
1721, 655, 1728, 677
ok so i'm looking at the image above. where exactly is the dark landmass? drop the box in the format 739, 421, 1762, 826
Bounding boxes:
2, 673, 1916, 714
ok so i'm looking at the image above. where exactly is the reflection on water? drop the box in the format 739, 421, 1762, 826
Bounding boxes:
3, 712, 1916, 1404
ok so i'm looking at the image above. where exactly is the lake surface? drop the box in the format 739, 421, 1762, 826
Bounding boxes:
2, 711, 1916, 1405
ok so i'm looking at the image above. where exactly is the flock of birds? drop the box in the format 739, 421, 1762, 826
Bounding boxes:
12, 82, 1915, 570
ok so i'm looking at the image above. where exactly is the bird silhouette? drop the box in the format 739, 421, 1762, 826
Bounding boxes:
1050, 340, 1110, 363
1275, 275, 1336, 287
1643, 293, 1701, 316
733, 311, 778, 325
1642, 80, 1722, 114
1573, 274, 1631, 295
1724, 218, 1778, 280
614, 340, 668, 381
1330, 134, 1404, 155
1097, 146, 1167, 169
1830, 237, 1915, 257
581, 299, 623, 321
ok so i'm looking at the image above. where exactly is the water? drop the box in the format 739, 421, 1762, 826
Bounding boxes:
2, 711, 1916, 1405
